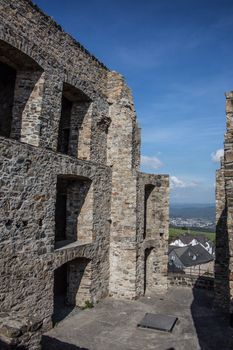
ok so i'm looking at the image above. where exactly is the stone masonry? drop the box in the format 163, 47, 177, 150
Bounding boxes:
214, 92, 233, 322
0, 1, 169, 349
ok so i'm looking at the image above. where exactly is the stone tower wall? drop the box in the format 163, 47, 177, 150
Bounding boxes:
106, 71, 139, 298
0, 1, 169, 348
214, 92, 233, 317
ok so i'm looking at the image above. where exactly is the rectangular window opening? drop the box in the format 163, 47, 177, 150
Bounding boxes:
54, 176, 93, 249
57, 83, 91, 158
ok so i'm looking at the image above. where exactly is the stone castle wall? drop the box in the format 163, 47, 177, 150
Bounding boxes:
0, 1, 169, 348
136, 173, 169, 296
214, 92, 233, 316
168, 274, 214, 290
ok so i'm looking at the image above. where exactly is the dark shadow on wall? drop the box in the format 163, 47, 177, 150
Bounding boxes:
0, 339, 27, 349
144, 247, 153, 294
191, 279, 233, 350
52, 262, 75, 324
214, 205, 231, 317
41, 336, 89, 350
10, 71, 43, 141
191, 201, 233, 349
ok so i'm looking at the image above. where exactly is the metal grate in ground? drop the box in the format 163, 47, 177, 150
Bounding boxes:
137, 313, 178, 332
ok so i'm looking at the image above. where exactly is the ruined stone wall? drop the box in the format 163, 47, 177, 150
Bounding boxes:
106, 71, 139, 299
0, 0, 169, 348
224, 92, 233, 319
214, 92, 233, 316
168, 274, 214, 290
136, 173, 169, 296
0, 0, 109, 157
105, 72, 169, 300
0, 136, 112, 299
0, 138, 111, 349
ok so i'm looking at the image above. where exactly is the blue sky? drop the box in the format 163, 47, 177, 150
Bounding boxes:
34, 0, 233, 204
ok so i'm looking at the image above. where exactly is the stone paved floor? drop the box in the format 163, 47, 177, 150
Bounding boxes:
42, 288, 233, 350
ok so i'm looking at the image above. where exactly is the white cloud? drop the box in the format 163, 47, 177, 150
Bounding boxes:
211, 149, 224, 163
170, 176, 199, 189
141, 155, 163, 170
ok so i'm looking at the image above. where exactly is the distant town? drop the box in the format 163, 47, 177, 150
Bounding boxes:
170, 204, 215, 231
170, 217, 215, 230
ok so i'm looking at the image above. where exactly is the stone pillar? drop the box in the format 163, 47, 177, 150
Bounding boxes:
107, 72, 138, 299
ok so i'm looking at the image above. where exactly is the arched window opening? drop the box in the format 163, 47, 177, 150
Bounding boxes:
0, 39, 44, 145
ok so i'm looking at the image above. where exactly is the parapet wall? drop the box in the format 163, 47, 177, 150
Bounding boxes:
168, 274, 214, 290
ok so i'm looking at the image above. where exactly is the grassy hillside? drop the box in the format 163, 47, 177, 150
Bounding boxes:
169, 227, 215, 242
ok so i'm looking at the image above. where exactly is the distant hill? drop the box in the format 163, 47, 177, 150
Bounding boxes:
170, 204, 215, 221
169, 227, 215, 242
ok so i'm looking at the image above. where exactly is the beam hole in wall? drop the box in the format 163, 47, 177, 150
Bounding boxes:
52, 258, 92, 324
57, 83, 92, 159
55, 175, 93, 249
0, 39, 44, 144
144, 184, 156, 239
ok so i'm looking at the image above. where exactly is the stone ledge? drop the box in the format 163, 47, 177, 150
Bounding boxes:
54, 240, 92, 251
0, 136, 111, 172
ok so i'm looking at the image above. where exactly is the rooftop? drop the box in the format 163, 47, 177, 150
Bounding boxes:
169, 244, 214, 267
